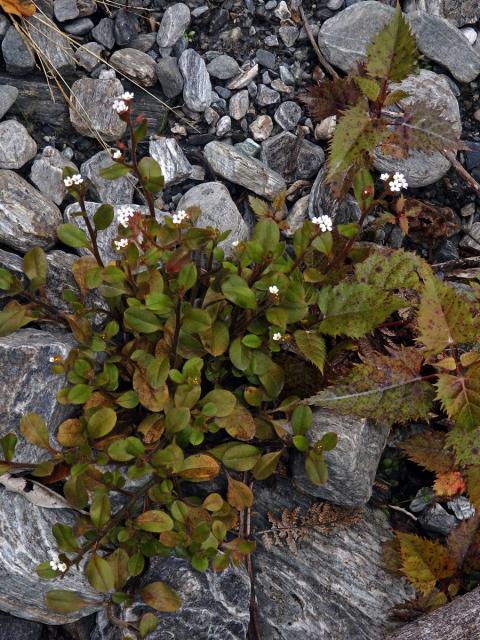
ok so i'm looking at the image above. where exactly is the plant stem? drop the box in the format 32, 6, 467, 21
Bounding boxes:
299, 6, 339, 80
78, 194, 104, 268
126, 113, 156, 218
172, 296, 183, 369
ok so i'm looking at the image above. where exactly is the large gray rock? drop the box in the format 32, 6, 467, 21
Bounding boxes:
109, 49, 157, 87
261, 132, 325, 181
0, 171, 62, 252
206, 54, 240, 80
0, 612, 42, 640
156, 2, 191, 47
91, 557, 250, 640
404, 0, 480, 29
26, 14, 76, 75
408, 11, 480, 83
374, 70, 462, 187
30, 146, 78, 205
149, 137, 193, 186
0, 85, 18, 120
0, 329, 75, 463
176, 182, 249, 253
179, 49, 212, 112
253, 480, 414, 639
0, 121, 37, 170
0, 490, 101, 623
81, 150, 136, 204
155, 57, 184, 98
204, 141, 286, 199
69, 78, 127, 141
292, 409, 390, 507
1, 26, 35, 76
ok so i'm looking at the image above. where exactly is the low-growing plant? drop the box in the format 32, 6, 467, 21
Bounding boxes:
0, 5, 479, 633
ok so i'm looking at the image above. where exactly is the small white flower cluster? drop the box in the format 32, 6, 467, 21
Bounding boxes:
63, 174, 83, 187
172, 209, 189, 225
114, 238, 129, 251
272, 332, 282, 342
112, 92, 134, 114
231, 240, 240, 248
117, 205, 135, 228
112, 149, 122, 159
311, 215, 333, 232
381, 172, 408, 192
49, 557, 67, 573
268, 285, 280, 295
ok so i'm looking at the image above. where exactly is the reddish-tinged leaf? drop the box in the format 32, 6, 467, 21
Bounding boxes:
433, 471, 465, 498
141, 581, 180, 612
397, 532, 455, 596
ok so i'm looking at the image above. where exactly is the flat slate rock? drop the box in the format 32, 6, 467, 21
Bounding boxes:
26, 14, 76, 75
149, 137, 193, 186
109, 48, 157, 87
0, 612, 42, 640
156, 2, 191, 48
0, 170, 62, 252
81, 150, 137, 204
261, 131, 325, 181
179, 49, 212, 112
69, 77, 127, 141
0, 120, 37, 170
30, 146, 78, 205
91, 557, 250, 640
1, 26, 35, 76
0, 84, 18, 119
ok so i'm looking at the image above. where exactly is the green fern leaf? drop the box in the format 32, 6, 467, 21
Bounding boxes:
436, 365, 480, 430
366, 4, 419, 83
294, 330, 326, 372
355, 247, 430, 291
309, 347, 434, 425
317, 282, 402, 338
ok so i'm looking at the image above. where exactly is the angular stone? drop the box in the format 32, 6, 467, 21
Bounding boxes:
249, 115, 273, 141
0, 171, 62, 252
54, 0, 79, 21
206, 54, 240, 80
216, 114, 232, 137
1, 26, 35, 76
204, 141, 286, 199
109, 48, 157, 87
69, 78, 127, 141
129, 32, 156, 52
256, 84, 280, 106
419, 503, 457, 535
149, 137, 192, 186
374, 70, 461, 187
114, 9, 139, 46
254, 479, 414, 639
0, 613, 42, 640
156, 2, 191, 48
408, 11, 480, 83
284, 194, 309, 237
443, 0, 479, 27
63, 18, 94, 36
0, 121, 37, 170
81, 150, 136, 204
156, 57, 184, 98
30, 146, 78, 205
92, 17, 115, 49
227, 63, 259, 90
273, 100, 302, 131
26, 14, 75, 74
261, 132, 325, 180
292, 410, 390, 506
179, 49, 212, 112
177, 182, 249, 253
229, 89, 249, 120
75, 42, 103, 72
0, 85, 18, 119
0, 329, 75, 462
278, 25, 299, 47
0, 488, 101, 623
308, 166, 361, 225
459, 221, 480, 252
91, 557, 250, 640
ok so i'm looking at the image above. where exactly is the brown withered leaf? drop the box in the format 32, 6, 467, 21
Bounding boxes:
300, 75, 360, 122
403, 198, 459, 245
1, 0, 35, 16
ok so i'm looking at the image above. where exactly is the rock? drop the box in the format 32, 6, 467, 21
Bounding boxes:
0, 613, 42, 640
216, 114, 232, 137
114, 9, 139, 46
274, 0, 291, 20
419, 503, 457, 535
227, 64, 259, 90
408, 12, 480, 83
0, 14, 8, 40
0, 170, 62, 252
81, 150, 136, 204
374, 70, 462, 187
54, 0, 80, 21
229, 89, 250, 120
0, 487, 101, 623
26, 14, 76, 73
278, 25, 299, 47
129, 32, 156, 52
279, 65, 295, 85
156, 2, 191, 48
284, 194, 309, 236
273, 101, 302, 131
460, 221, 480, 252
406, 0, 479, 27
0, 84, 18, 119
318, 2, 394, 73
156, 57, 184, 98
0, 121, 36, 170
75, 42, 103, 72
462, 26, 477, 45
92, 17, 115, 49
249, 115, 274, 141
409, 487, 434, 513
176, 182, 249, 252
91, 557, 250, 640
308, 166, 361, 225
254, 479, 414, 639
234, 138, 261, 157
63, 18, 94, 36
179, 49, 211, 112
261, 132, 325, 180
0, 329, 75, 462
256, 84, 281, 106
292, 409, 390, 506
1, 26, 36, 76
69, 77, 127, 141
314, 115, 337, 141
109, 48, 157, 87
256, 48, 277, 70
149, 137, 192, 186
204, 141, 286, 199
30, 146, 78, 205
448, 496, 475, 520
206, 54, 240, 80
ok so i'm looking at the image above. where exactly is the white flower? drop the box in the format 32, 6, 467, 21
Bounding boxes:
114, 238, 129, 251
388, 172, 408, 192
380, 173, 390, 181
57, 562, 68, 573
112, 149, 122, 159
71, 174, 83, 185
389, 181, 400, 192
49, 556, 67, 572
112, 99, 128, 114
231, 240, 239, 247
63, 176, 73, 187
172, 209, 189, 225
117, 205, 135, 228
49, 559, 58, 570
272, 332, 282, 342
118, 91, 134, 101
268, 285, 280, 295
311, 215, 333, 233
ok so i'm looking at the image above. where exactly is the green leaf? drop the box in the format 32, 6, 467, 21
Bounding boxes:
90, 491, 111, 528
57, 224, 91, 249
201, 390, 236, 417
93, 204, 114, 231
366, 4, 419, 83
221, 444, 261, 471
221, 275, 257, 309
0, 267, 14, 291
141, 581, 181, 612
139, 612, 160, 639
138, 157, 165, 193
20, 413, 50, 450
135, 510, 174, 533
23, 247, 48, 287
251, 218, 280, 256
165, 407, 190, 433
305, 450, 328, 485
291, 405, 312, 436
294, 330, 326, 372
353, 168, 374, 211
0, 303, 31, 337
146, 356, 170, 389
353, 76, 380, 102
319, 432, 338, 451
45, 590, 89, 614
178, 263, 197, 292
128, 552, 145, 577
99, 163, 131, 180
124, 307, 163, 334
252, 450, 283, 480
436, 366, 480, 431
52, 523, 80, 553
0, 433, 16, 462
67, 384, 92, 404
182, 307, 211, 334
178, 454, 220, 481
86, 555, 115, 593
355, 247, 428, 291
293, 435, 309, 452
87, 407, 117, 439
